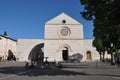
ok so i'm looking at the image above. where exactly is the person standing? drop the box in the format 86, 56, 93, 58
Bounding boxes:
117, 57, 120, 68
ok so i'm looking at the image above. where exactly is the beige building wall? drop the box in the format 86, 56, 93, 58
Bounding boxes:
83, 39, 99, 61
17, 38, 44, 61
44, 13, 85, 61
0, 35, 17, 60
44, 39, 85, 61
45, 25, 83, 39
45, 13, 83, 39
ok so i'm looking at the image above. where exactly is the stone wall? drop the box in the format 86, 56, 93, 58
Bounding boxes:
0, 36, 17, 60
17, 38, 44, 61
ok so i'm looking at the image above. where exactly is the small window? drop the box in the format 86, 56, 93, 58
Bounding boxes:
62, 20, 66, 24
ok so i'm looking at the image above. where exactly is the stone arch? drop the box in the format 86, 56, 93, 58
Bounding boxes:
57, 44, 72, 52
28, 43, 44, 62
57, 44, 72, 61
7, 49, 16, 61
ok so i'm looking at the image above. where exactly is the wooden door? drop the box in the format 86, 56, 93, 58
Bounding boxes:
86, 52, 91, 60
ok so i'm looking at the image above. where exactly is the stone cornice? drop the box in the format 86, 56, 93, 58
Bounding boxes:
0, 35, 17, 42
45, 24, 82, 25
44, 38, 84, 40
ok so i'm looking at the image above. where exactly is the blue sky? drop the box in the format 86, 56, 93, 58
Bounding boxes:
0, 0, 94, 39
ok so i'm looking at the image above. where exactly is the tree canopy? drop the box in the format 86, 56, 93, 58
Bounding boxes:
3, 31, 8, 36
80, 0, 120, 64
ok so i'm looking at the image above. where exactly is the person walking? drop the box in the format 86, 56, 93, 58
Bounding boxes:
117, 57, 120, 68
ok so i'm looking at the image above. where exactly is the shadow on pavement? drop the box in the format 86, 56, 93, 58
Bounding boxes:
19, 68, 87, 76
0, 62, 120, 77
0, 66, 87, 76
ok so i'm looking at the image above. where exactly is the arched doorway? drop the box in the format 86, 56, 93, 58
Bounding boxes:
62, 47, 68, 60
86, 51, 92, 60
58, 44, 72, 61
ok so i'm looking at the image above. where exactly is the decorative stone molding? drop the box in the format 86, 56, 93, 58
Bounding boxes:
58, 26, 71, 38
57, 43, 73, 52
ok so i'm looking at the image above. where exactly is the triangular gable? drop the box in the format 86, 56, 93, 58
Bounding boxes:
45, 12, 82, 25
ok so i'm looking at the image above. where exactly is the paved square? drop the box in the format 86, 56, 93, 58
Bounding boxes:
0, 62, 120, 80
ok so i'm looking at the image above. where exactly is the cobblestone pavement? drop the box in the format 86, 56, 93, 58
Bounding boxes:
0, 61, 120, 80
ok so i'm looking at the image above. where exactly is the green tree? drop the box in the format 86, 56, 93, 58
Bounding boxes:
3, 31, 8, 36
80, 0, 120, 65
93, 38, 106, 61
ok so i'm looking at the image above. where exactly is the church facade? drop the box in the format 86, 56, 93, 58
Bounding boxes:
17, 13, 100, 62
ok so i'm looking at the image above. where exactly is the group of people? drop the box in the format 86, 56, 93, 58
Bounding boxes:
25, 62, 35, 69
117, 57, 120, 68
